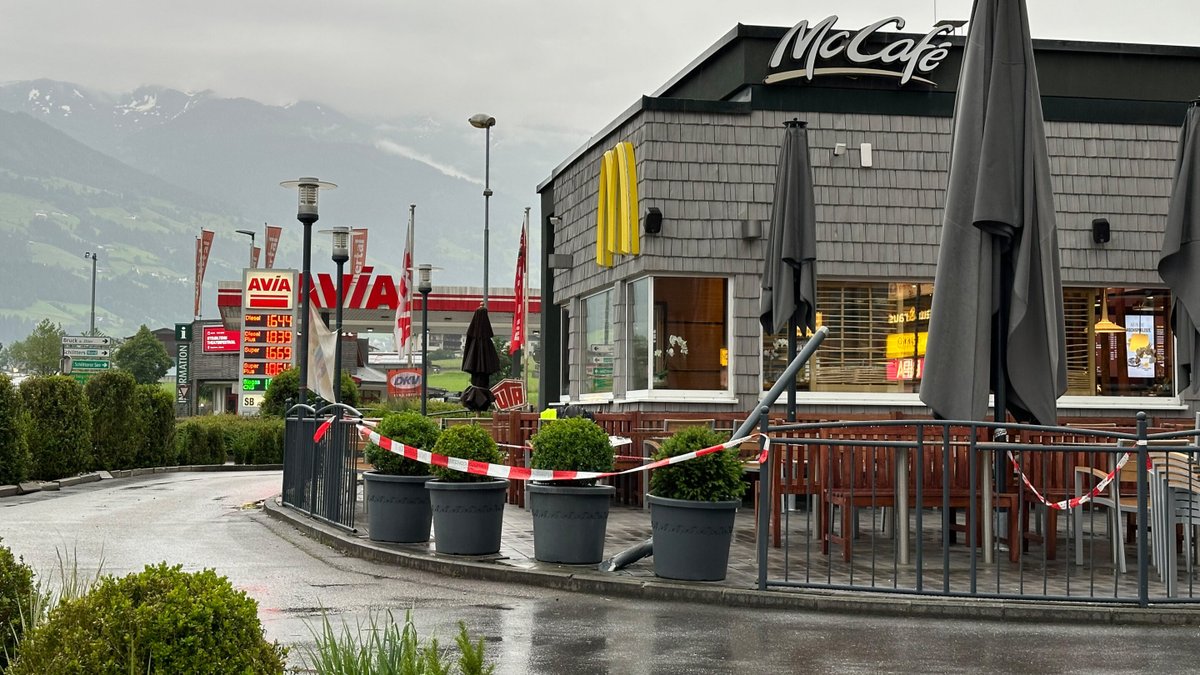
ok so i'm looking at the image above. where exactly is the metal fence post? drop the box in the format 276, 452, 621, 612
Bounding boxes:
1136, 411, 1149, 607
756, 406, 771, 591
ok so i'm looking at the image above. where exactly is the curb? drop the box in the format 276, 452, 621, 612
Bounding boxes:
0, 464, 284, 498
262, 498, 1200, 626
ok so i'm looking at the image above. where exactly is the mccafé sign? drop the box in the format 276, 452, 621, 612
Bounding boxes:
766, 15, 954, 86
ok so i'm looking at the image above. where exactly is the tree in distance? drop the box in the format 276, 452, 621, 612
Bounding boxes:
113, 325, 172, 384
8, 319, 65, 376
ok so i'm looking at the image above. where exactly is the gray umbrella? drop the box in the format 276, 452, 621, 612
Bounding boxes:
919, 0, 1066, 426
1159, 100, 1200, 393
759, 119, 817, 419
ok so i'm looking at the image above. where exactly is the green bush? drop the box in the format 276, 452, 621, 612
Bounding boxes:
173, 418, 225, 466
363, 398, 477, 417
260, 367, 362, 418
0, 374, 31, 485
429, 424, 503, 483
85, 370, 140, 470
364, 412, 440, 475
529, 417, 613, 485
0, 537, 36, 670
10, 562, 286, 674
648, 426, 746, 502
136, 384, 178, 467
20, 376, 92, 480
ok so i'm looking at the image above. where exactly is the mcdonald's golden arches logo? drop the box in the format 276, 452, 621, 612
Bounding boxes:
596, 141, 639, 267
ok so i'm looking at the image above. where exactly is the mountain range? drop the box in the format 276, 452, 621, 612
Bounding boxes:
0, 79, 547, 345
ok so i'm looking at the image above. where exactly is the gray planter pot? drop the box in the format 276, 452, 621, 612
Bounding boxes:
648, 494, 739, 581
427, 479, 509, 555
528, 483, 616, 564
363, 472, 433, 543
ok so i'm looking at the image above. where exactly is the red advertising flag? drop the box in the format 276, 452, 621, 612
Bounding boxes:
194, 229, 214, 317
509, 224, 526, 355
251, 246, 261, 269
350, 228, 369, 276
394, 207, 415, 357
264, 224, 282, 269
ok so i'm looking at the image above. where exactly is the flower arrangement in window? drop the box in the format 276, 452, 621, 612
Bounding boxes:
654, 334, 688, 386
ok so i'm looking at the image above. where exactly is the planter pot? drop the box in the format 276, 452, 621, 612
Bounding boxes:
363, 472, 433, 543
427, 479, 509, 555
528, 483, 616, 564
647, 494, 739, 581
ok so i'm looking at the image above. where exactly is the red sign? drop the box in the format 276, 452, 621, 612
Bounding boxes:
388, 368, 422, 397
244, 271, 295, 310
887, 357, 925, 381
194, 229, 214, 317
350, 228, 369, 276
202, 326, 241, 353
491, 379, 526, 410
264, 225, 282, 269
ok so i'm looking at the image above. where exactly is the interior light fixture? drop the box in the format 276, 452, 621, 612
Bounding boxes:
1094, 288, 1125, 333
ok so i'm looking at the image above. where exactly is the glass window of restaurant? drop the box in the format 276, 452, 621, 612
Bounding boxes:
629, 276, 729, 393
762, 282, 1175, 398
581, 289, 614, 395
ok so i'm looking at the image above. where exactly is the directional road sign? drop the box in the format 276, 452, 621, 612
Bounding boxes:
71, 359, 110, 371
62, 336, 112, 346
63, 348, 111, 357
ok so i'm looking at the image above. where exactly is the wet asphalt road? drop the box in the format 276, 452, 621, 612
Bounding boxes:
1, 471, 1198, 674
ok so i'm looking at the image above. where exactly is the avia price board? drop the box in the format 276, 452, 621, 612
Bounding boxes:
239, 269, 298, 415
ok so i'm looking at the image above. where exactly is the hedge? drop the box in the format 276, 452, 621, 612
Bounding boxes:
174, 416, 284, 466
20, 376, 92, 481
137, 384, 178, 468
84, 371, 140, 470
0, 374, 30, 485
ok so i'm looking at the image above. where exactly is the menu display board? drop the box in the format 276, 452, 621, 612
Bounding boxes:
239, 269, 298, 415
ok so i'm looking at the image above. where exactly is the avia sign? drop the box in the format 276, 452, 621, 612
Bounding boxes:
766, 16, 954, 86
309, 266, 400, 310
244, 269, 296, 310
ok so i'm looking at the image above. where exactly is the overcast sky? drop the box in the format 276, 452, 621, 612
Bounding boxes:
2, 0, 1198, 199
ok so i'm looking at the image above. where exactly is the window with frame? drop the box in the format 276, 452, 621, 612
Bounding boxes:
629, 276, 729, 392
761, 282, 1175, 398
581, 289, 614, 395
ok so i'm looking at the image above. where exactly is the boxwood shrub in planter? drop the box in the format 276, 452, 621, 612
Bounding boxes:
527, 418, 616, 564
426, 424, 508, 555
362, 412, 441, 543
647, 426, 746, 581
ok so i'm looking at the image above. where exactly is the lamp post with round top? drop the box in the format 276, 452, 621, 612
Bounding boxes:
418, 264, 433, 416
324, 226, 350, 403
279, 177, 336, 407
469, 113, 495, 308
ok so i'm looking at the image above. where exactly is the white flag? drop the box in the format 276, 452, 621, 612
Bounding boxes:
308, 303, 338, 403
394, 205, 415, 358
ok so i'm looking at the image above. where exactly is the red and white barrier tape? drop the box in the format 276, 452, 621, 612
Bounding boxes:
1007, 449, 1130, 511
357, 423, 768, 482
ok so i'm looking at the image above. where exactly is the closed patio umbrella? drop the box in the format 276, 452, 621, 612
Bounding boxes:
760, 119, 817, 419
1159, 100, 1200, 393
919, 0, 1066, 428
460, 305, 499, 412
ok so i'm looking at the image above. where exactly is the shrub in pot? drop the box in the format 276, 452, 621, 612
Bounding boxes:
527, 418, 616, 564
426, 424, 508, 555
647, 426, 746, 581
362, 412, 441, 543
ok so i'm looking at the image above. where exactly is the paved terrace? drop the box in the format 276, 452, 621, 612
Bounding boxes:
266, 488, 1200, 625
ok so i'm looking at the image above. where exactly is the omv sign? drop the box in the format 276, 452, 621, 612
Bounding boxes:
766, 16, 954, 86
387, 368, 422, 396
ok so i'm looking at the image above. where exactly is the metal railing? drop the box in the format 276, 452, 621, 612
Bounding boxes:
282, 403, 363, 532
751, 412, 1200, 605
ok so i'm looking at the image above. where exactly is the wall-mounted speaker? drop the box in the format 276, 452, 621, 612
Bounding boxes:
1091, 217, 1110, 244
643, 207, 663, 235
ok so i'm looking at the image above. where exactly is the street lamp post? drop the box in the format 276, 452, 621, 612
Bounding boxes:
235, 229, 257, 268
469, 113, 496, 308
418, 264, 433, 416
280, 177, 336, 407
84, 251, 98, 335
326, 227, 350, 404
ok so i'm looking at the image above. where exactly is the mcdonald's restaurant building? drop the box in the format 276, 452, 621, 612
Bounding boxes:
536, 18, 1200, 420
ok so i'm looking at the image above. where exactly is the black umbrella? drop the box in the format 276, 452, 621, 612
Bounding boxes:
759, 119, 817, 420
1159, 100, 1200, 394
460, 305, 499, 412
919, 0, 1066, 428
